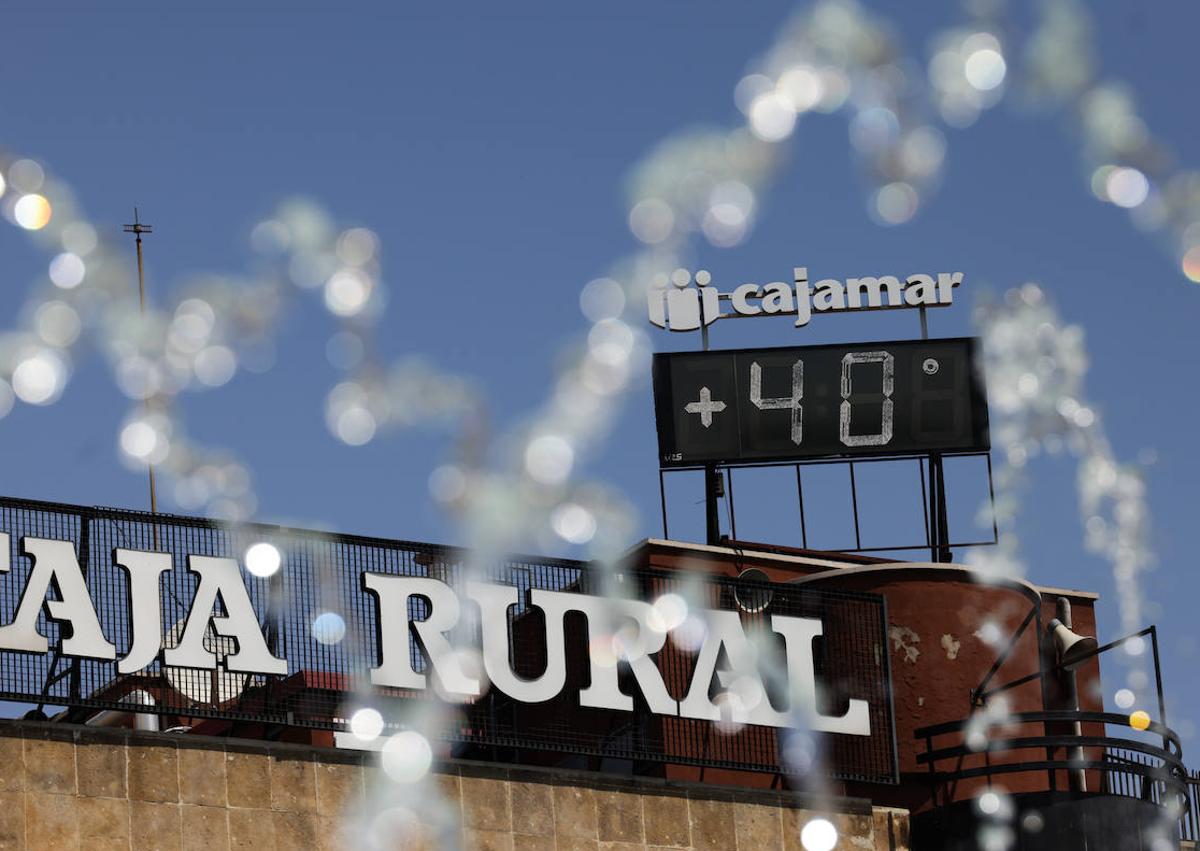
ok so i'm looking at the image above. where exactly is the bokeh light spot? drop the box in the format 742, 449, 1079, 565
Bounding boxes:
525, 434, 574, 485
49, 253, 86, 289
119, 419, 168, 465
9, 159, 44, 193
964, 48, 1007, 91
429, 464, 467, 504
61, 222, 97, 255
651, 593, 688, 632
800, 817, 838, 851
579, 277, 626, 322
748, 93, 797, 142
628, 198, 675, 244
551, 502, 597, 544
14, 194, 52, 230
12, 350, 66, 405
1181, 247, 1200, 283
381, 731, 433, 783
350, 708, 384, 742
34, 301, 81, 347
336, 227, 379, 266
336, 406, 376, 445
324, 269, 373, 317
777, 65, 823, 112
244, 542, 282, 578
311, 612, 347, 645
120, 422, 154, 460
873, 182, 918, 225
194, 346, 238, 387
1106, 167, 1150, 208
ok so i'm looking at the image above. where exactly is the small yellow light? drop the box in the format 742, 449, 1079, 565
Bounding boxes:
1129, 710, 1151, 731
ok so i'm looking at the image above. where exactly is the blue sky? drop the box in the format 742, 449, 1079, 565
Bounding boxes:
1, 2, 1198, 731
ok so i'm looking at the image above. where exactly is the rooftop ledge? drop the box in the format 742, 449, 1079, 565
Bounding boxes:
628, 538, 1100, 601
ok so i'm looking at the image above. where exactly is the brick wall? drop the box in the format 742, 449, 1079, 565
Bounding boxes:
0, 720, 908, 850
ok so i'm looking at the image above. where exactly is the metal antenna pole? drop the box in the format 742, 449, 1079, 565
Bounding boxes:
123, 209, 159, 524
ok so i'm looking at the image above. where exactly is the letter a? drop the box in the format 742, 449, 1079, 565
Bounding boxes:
679, 610, 787, 727
903, 274, 938, 306
0, 536, 116, 659
164, 556, 286, 675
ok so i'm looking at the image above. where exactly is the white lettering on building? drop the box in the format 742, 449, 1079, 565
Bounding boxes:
0, 536, 871, 736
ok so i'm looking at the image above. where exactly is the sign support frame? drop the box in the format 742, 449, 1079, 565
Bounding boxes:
675, 298, 977, 558
919, 305, 953, 564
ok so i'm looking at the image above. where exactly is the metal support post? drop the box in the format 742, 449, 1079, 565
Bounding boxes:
927, 453, 952, 563
1056, 597, 1087, 793
700, 291, 722, 545
705, 465, 722, 545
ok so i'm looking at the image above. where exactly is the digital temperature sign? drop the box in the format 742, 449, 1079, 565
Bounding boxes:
652, 337, 989, 468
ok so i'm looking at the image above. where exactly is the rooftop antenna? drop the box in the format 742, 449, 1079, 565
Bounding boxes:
123, 208, 160, 531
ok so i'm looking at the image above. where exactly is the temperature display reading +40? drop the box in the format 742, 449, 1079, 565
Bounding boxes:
651, 337, 989, 467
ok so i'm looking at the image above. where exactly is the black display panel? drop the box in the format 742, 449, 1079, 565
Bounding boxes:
652, 337, 989, 467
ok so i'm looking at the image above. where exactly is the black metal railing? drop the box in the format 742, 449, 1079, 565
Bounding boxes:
1107, 748, 1200, 842
0, 495, 899, 782
915, 711, 1190, 825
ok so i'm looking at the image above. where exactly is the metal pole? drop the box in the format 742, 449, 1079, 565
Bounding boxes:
927, 454, 937, 560
659, 469, 669, 539
795, 465, 808, 549
919, 305, 951, 563
934, 454, 951, 563
1150, 625, 1169, 752
926, 453, 951, 562
123, 210, 159, 532
1056, 597, 1087, 793
705, 466, 721, 546
699, 286, 722, 545
137, 235, 158, 519
725, 466, 737, 541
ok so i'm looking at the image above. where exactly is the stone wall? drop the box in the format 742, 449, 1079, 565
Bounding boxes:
0, 720, 908, 850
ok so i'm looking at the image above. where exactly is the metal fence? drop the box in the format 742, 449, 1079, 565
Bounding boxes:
916, 711, 1189, 802
1106, 748, 1200, 842
0, 495, 897, 782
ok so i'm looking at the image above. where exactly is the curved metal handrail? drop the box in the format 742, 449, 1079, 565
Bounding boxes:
914, 709, 1190, 809
919, 734, 1180, 769
916, 710, 1182, 754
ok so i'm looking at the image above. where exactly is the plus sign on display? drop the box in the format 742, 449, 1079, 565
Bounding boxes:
652, 337, 989, 467
684, 387, 727, 427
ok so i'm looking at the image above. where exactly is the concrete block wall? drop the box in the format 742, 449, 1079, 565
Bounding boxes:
0, 720, 908, 850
